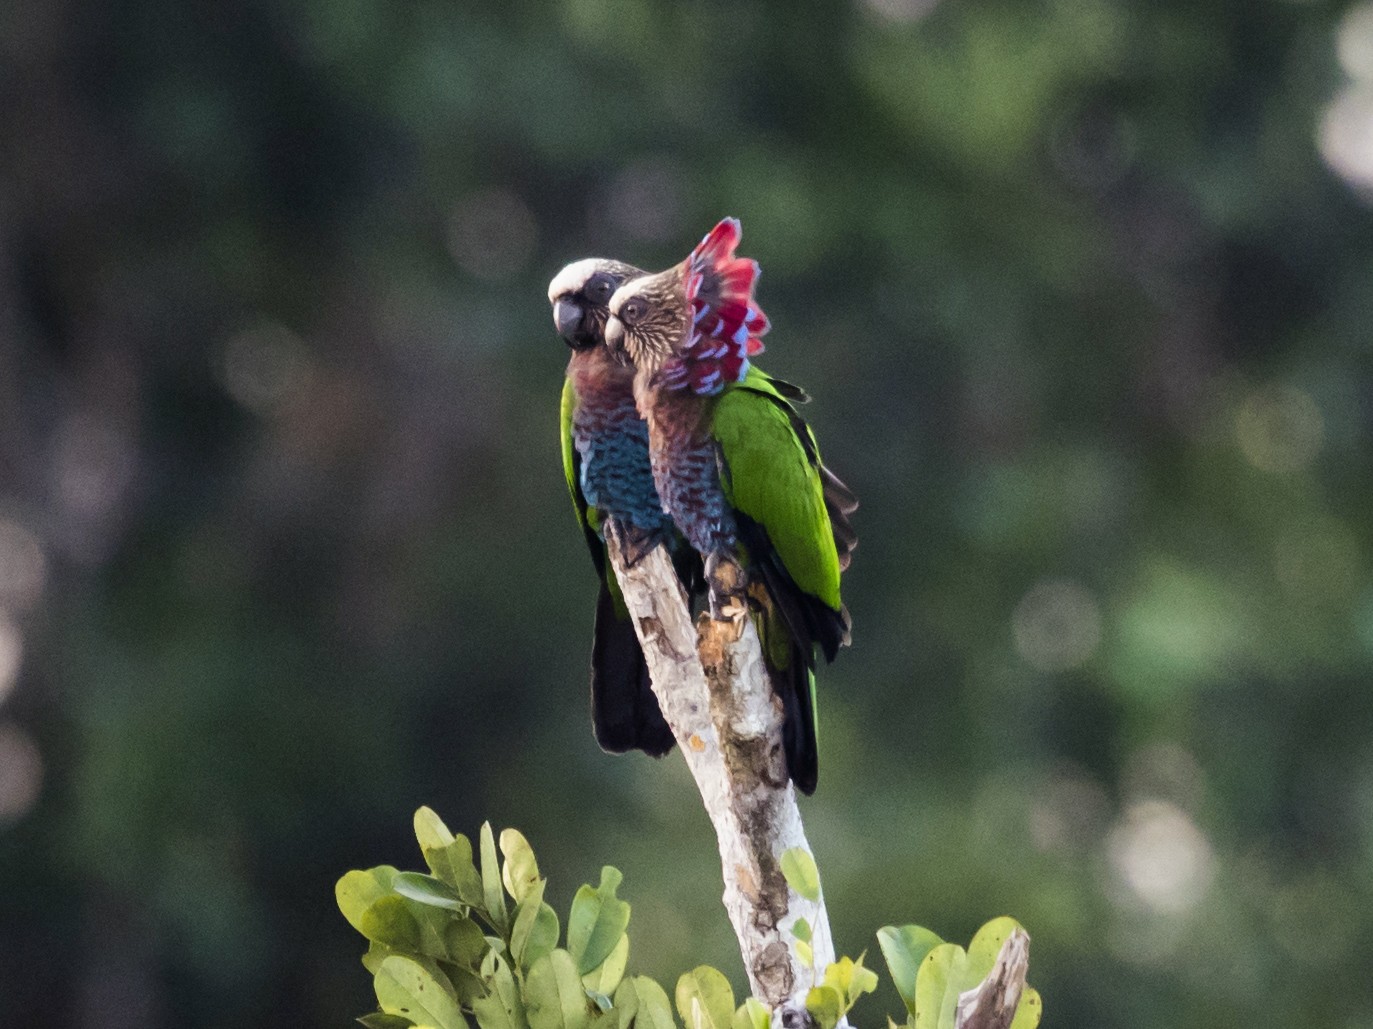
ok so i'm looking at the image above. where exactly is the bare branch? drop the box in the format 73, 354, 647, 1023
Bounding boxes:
955, 929, 1031, 1029
605, 523, 835, 1022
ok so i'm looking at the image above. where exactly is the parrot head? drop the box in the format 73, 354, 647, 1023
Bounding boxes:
547, 258, 644, 351
607, 218, 769, 395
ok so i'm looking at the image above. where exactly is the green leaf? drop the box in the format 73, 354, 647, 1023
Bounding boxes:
472, 955, 529, 1029
446, 964, 491, 1007
567, 866, 631, 975
416, 809, 485, 909
852, 965, 879, 999
1010, 987, 1042, 1029
779, 849, 820, 902
581, 932, 629, 996
965, 917, 1023, 981
360, 896, 422, 952
732, 998, 770, 1029
613, 976, 676, 1029
790, 918, 811, 943
359, 1014, 418, 1029
446, 916, 490, 969
912, 944, 972, 1029
511, 882, 560, 972
611, 978, 639, 1029
876, 925, 943, 1016
338, 866, 399, 935
674, 966, 734, 1029
794, 940, 813, 967
480, 823, 510, 936
805, 985, 842, 1029
363, 941, 397, 975
823, 955, 878, 1010
361, 895, 461, 959
500, 829, 542, 905
394, 872, 465, 911
962, 919, 1039, 1029
434, 843, 486, 909
415, 807, 456, 850
374, 954, 468, 1029
524, 949, 591, 1029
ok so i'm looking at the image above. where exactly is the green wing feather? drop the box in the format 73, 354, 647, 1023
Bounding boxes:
562, 377, 606, 572
712, 369, 844, 613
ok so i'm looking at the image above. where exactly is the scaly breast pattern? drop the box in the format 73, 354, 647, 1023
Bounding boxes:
643, 389, 736, 556
571, 358, 670, 535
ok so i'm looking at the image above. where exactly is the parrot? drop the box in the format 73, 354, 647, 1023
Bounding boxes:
602, 217, 856, 795
548, 256, 688, 759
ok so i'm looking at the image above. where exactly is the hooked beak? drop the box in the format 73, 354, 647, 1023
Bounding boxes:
553, 298, 584, 345
603, 315, 625, 354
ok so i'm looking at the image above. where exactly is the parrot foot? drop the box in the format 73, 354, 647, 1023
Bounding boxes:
615, 522, 663, 566
705, 551, 747, 623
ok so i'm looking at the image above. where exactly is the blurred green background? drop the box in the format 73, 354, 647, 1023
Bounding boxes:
3, 0, 1373, 1025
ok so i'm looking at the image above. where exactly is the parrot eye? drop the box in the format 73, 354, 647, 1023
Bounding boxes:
621, 299, 647, 326
586, 276, 614, 303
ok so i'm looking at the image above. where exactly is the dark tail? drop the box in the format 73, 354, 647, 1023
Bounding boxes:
589, 579, 675, 757
751, 594, 819, 794
778, 644, 819, 795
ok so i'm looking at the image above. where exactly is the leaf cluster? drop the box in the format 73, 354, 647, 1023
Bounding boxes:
874, 920, 1041, 1029
338, 812, 1040, 1029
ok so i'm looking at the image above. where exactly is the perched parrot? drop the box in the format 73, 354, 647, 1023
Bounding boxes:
548, 257, 687, 758
602, 218, 856, 794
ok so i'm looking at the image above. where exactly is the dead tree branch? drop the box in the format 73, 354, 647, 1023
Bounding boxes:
604, 523, 835, 1021
605, 522, 1032, 1029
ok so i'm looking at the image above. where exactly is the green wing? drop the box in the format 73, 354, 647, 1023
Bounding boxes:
712, 368, 843, 613
562, 377, 600, 549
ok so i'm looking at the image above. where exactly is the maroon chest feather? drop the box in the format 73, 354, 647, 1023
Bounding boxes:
637, 380, 733, 554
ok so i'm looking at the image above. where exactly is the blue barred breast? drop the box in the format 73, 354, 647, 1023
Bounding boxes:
574, 393, 671, 535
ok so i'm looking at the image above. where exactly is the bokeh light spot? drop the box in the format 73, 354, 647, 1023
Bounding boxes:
447, 188, 538, 282
0, 520, 47, 612
858, 0, 940, 24
1107, 799, 1214, 913
1319, 85, 1373, 194
1338, 2, 1373, 80
1012, 577, 1102, 672
1234, 384, 1323, 473
221, 323, 313, 415
50, 413, 137, 565
0, 722, 43, 823
1113, 559, 1244, 694
0, 614, 21, 707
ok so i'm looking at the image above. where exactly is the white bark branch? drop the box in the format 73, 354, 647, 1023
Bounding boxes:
604, 525, 1032, 1029
954, 929, 1031, 1029
604, 523, 835, 1023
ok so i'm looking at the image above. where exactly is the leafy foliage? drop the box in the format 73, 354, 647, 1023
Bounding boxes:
876, 919, 1040, 1029
340, 812, 1038, 1029
340, 808, 633, 1029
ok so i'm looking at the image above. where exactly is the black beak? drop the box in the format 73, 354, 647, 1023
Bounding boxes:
603, 316, 625, 353
553, 298, 584, 344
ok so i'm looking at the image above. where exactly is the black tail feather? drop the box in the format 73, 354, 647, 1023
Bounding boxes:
773, 638, 819, 795
590, 580, 675, 757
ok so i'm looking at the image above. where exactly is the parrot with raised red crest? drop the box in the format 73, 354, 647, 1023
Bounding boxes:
602, 218, 856, 794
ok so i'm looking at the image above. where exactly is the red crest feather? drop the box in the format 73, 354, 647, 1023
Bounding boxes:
659, 218, 770, 395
